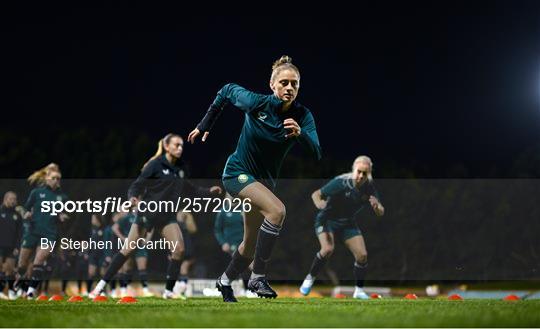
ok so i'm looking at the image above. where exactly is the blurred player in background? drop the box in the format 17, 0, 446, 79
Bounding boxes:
90, 133, 221, 299
299, 156, 384, 299
188, 55, 322, 302
172, 211, 196, 299
16, 164, 69, 299
0, 191, 22, 300
213, 192, 253, 295
86, 213, 105, 294
113, 209, 153, 297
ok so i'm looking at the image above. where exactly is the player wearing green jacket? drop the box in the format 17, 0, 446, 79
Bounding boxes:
189, 55, 322, 302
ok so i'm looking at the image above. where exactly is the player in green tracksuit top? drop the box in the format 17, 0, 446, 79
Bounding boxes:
189, 55, 322, 302
18, 164, 69, 298
299, 156, 385, 299
214, 197, 244, 255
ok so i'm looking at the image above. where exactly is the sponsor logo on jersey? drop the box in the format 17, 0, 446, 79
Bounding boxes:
162, 169, 170, 175
257, 112, 268, 122
179, 170, 185, 178
40, 193, 46, 198
238, 174, 249, 184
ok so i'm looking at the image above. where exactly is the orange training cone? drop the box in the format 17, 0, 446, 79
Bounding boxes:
48, 295, 63, 301
117, 296, 137, 304
448, 294, 463, 301
503, 294, 520, 301
370, 293, 382, 299
404, 293, 418, 300
92, 295, 108, 302
68, 295, 84, 302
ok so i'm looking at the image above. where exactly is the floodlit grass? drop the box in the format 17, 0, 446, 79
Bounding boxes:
1, 297, 539, 327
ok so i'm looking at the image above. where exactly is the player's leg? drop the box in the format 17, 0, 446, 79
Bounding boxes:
14, 247, 33, 294
174, 258, 192, 297
300, 232, 335, 296
344, 234, 368, 299
0, 255, 6, 299
237, 182, 286, 298
217, 205, 263, 302
118, 259, 133, 297
87, 261, 97, 294
160, 222, 185, 299
26, 246, 53, 298
4, 255, 17, 299
135, 254, 152, 297
90, 224, 145, 297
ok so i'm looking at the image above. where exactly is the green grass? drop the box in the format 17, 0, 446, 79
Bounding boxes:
1, 297, 539, 327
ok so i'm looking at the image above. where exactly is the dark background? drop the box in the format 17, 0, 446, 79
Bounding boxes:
2, 2, 540, 179
1, 2, 540, 283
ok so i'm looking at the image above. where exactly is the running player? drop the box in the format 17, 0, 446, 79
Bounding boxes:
18, 164, 69, 298
89, 133, 221, 299
0, 191, 23, 300
299, 156, 385, 299
113, 210, 153, 297
188, 55, 322, 302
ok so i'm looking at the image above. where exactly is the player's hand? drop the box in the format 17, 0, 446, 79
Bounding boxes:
23, 211, 32, 220
130, 197, 140, 207
314, 199, 328, 210
369, 195, 384, 216
188, 128, 210, 144
59, 213, 70, 222
209, 186, 222, 195
284, 118, 301, 138
222, 243, 231, 253
369, 196, 380, 209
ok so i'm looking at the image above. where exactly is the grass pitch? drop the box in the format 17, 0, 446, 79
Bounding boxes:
1, 297, 539, 327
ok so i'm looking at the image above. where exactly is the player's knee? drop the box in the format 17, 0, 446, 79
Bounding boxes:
266, 203, 286, 225
171, 246, 184, 261
355, 252, 368, 264
320, 246, 334, 258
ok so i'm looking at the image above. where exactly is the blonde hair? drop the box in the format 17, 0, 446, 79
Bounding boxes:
270, 55, 300, 83
352, 155, 373, 181
142, 133, 181, 170
28, 163, 60, 186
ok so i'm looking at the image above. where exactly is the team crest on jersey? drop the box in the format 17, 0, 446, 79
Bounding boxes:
162, 169, 170, 175
40, 193, 46, 198
13, 214, 18, 220
57, 196, 62, 201
238, 174, 249, 184
257, 112, 268, 122
179, 170, 185, 178
226, 212, 233, 217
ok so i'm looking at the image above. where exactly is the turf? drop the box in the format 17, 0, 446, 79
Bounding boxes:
1, 297, 539, 327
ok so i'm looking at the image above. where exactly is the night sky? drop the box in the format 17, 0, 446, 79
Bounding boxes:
3, 2, 540, 178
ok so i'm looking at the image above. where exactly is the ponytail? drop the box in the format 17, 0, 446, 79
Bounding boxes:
142, 133, 180, 171
28, 163, 60, 186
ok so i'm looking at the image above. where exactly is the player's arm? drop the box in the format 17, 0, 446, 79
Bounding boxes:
292, 111, 322, 161
369, 195, 384, 216
311, 189, 327, 210
112, 221, 126, 240
127, 161, 155, 203
188, 83, 265, 143
183, 180, 222, 197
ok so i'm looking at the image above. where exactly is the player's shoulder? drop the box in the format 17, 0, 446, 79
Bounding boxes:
329, 173, 354, 188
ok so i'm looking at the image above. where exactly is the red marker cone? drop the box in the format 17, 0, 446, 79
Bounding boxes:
117, 296, 137, 304
503, 294, 520, 301
370, 293, 382, 299
404, 293, 418, 300
334, 293, 346, 299
36, 295, 49, 301
448, 294, 463, 300
92, 295, 108, 302
48, 295, 63, 302
68, 295, 84, 303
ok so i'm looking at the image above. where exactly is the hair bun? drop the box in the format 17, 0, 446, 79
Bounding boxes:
272, 55, 293, 70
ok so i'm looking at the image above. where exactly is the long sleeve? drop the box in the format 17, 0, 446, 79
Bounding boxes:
127, 162, 155, 199
24, 189, 36, 211
214, 212, 226, 246
197, 83, 266, 132
297, 111, 322, 161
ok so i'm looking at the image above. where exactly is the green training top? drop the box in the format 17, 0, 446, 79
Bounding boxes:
212, 83, 322, 188
24, 186, 69, 238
